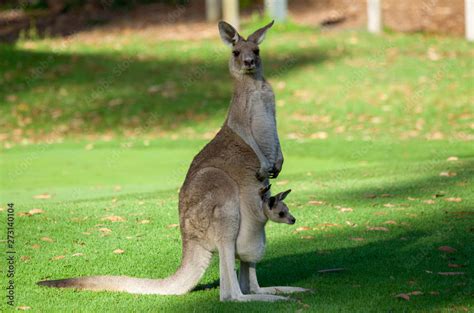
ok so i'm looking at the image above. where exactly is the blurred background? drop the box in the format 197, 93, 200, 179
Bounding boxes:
0, 0, 472, 145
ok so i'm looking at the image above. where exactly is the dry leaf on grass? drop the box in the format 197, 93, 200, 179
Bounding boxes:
51, 255, 65, 261
367, 226, 389, 232
350, 237, 365, 241
339, 207, 353, 213
423, 200, 435, 204
101, 215, 126, 222
166, 224, 179, 228
384, 220, 397, 225
40, 237, 54, 242
113, 249, 125, 254
437, 272, 465, 276
33, 193, 51, 199
72, 253, 84, 257
318, 268, 345, 273
308, 200, 325, 205
138, 219, 150, 224
17, 306, 31, 310
447, 156, 458, 161
276, 180, 289, 186
301, 235, 315, 240
438, 246, 457, 253
439, 171, 457, 177
99, 228, 112, 233
31, 244, 40, 249
19, 208, 44, 216
20, 256, 30, 262
295, 226, 312, 232
448, 263, 464, 268
383, 203, 395, 208
445, 197, 462, 202
395, 293, 410, 301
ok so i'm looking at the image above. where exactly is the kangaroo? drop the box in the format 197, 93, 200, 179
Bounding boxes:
38, 21, 301, 302
237, 185, 308, 295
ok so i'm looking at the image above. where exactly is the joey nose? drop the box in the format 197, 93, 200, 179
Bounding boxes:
244, 58, 255, 67
290, 218, 296, 224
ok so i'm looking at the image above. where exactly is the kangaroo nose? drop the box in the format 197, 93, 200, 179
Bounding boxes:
244, 58, 255, 67
290, 218, 296, 224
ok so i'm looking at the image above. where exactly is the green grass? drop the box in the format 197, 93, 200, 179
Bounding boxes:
0, 18, 473, 312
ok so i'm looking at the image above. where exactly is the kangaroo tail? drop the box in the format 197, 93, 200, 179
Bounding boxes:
37, 243, 211, 295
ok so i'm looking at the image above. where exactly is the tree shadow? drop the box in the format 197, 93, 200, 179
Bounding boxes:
0, 42, 336, 135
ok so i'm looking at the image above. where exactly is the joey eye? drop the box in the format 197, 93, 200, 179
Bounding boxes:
232, 50, 240, 57
278, 212, 285, 218
253, 49, 260, 56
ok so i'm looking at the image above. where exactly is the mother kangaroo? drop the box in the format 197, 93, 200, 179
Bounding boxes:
38, 21, 303, 302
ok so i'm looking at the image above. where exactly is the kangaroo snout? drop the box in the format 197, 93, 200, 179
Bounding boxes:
244, 58, 255, 67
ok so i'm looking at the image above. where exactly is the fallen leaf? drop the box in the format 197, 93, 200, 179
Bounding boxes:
438, 246, 457, 253
448, 263, 464, 268
17, 306, 31, 310
364, 193, 377, 198
114, 185, 122, 191
85, 143, 94, 150
439, 171, 456, 177
318, 268, 345, 273
166, 223, 179, 228
99, 227, 112, 233
445, 197, 462, 202
339, 207, 353, 212
295, 226, 312, 232
407, 197, 417, 201
423, 200, 435, 204
33, 193, 51, 199
373, 211, 387, 216
367, 226, 389, 232
31, 244, 40, 249
350, 237, 365, 241
395, 293, 410, 301
138, 219, 150, 224
28, 208, 44, 215
345, 221, 357, 227
101, 215, 126, 222
410, 291, 423, 296
383, 203, 395, 208
437, 272, 465, 276
51, 255, 65, 261
20, 256, 30, 262
40, 237, 54, 242
447, 156, 458, 161
308, 200, 325, 205
381, 194, 393, 198
72, 253, 84, 257
276, 180, 289, 186
301, 235, 315, 240
113, 249, 125, 254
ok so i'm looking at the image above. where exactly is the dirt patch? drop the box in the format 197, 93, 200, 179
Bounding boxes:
290, 0, 466, 36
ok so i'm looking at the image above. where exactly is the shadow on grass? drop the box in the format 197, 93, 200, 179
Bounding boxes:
0, 42, 335, 134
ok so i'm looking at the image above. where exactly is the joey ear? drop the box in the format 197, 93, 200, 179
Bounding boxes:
259, 184, 272, 198
268, 196, 276, 209
218, 21, 242, 47
247, 20, 274, 44
277, 189, 292, 201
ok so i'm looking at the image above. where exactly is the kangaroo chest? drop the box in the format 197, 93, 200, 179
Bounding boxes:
248, 88, 278, 163
236, 215, 267, 263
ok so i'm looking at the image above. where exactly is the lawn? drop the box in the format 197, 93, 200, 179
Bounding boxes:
0, 18, 473, 312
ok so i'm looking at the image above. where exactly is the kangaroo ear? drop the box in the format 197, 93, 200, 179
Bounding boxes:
277, 189, 292, 201
268, 196, 276, 209
218, 21, 242, 47
247, 20, 274, 44
259, 184, 272, 198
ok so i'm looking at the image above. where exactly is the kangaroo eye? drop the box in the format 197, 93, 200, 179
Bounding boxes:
232, 50, 240, 57
279, 212, 285, 218
253, 49, 260, 56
